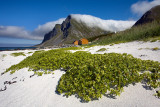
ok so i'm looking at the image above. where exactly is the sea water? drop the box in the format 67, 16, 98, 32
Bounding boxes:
0, 47, 36, 51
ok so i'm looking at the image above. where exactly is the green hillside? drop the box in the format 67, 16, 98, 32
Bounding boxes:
92, 21, 160, 45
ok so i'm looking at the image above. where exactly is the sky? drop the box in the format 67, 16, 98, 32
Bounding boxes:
0, 0, 160, 47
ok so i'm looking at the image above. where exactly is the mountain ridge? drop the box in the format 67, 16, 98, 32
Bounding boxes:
39, 15, 107, 47
39, 14, 135, 47
134, 5, 160, 26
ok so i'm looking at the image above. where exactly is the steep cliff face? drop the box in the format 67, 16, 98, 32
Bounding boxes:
39, 15, 107, 47
134, 5, 160, 26
42, 24, 62, 43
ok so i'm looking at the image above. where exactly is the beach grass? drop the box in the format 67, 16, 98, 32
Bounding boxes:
152, 47, 159, 51
28, 52, 33, 54
92, 21, 160, 45
11, 52, 26, 57
96, 48, 107, 52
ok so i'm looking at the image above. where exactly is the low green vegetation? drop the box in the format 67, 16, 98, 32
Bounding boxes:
138, 47, 160, 51
93, 21, 160, 45
28, 52, 33, 54
88, 33, 114, 42
5, 48, 160, 102
152, 47, 159, 51
44, 71, 52, 74
96, 48, 107, 52
60, 47, 82, 50
143, 36, 160, 42
11, 52, 26, 57
35, 71, 43, 76
10, 70, 16, 74
110, 43, 114, 46
34, 50, 45, 53
82, 44, 96, 49
155, 90, 160, 98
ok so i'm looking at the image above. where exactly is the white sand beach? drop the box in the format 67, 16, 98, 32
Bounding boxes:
0, 41, 160, 107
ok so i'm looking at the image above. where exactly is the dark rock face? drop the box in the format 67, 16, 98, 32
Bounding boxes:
134, 5, 160, 26
42, 24, 62, 43
39, 15, 108, 47
61, 15, 71, 39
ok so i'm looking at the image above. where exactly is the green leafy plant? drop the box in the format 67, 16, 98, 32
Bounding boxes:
4, 49, 160, 102
34, 71, 43, 76
10, 70, 16, 74
155, 90, 160, 98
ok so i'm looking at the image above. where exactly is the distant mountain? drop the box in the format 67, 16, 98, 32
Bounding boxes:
39, 14, 135, 47
134, 5, 160, 26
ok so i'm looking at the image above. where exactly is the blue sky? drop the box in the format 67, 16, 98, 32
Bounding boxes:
0, 0, 159, 46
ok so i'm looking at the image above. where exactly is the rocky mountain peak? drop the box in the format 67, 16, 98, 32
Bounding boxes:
134, 5, 160, 26
39, 14, 135, 47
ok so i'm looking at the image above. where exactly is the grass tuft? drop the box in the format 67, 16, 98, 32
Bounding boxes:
152, 47, 159, 51
28, 52, 33, 54
96, 48, 107, 52
11, 52, 26, 57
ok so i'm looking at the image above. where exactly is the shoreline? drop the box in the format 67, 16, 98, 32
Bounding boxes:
0, 44, 79, 51
0, 47, 37, 52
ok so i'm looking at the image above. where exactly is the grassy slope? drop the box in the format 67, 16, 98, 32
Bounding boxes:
91, 21, 160, 45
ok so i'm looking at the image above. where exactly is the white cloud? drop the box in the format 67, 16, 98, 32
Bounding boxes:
131, 0, 160, 16
71, 14, 135, 32
0, 26, 41, 40
32, 18, 65, 37
0, 18, 65, 40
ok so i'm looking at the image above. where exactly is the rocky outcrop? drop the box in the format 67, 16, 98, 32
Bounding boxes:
42, 24, 62, 43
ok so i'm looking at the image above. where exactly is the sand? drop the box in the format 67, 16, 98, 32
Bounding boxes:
0, 41, 160, 107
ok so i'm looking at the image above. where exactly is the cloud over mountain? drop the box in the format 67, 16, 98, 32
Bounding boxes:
131, 0, 160, 16
71, 14, 135, 32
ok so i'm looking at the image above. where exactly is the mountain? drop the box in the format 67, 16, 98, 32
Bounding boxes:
134, 5, 160, 26
39, 14, 135, 47
40, 15, 106, 47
